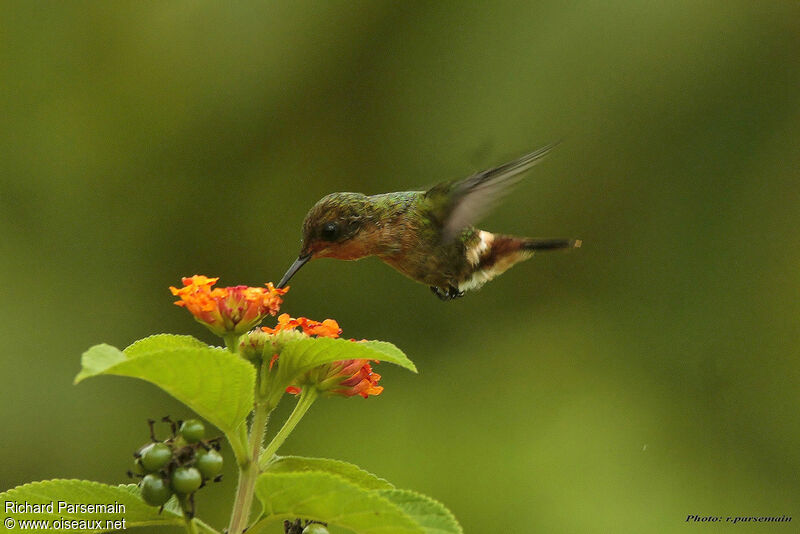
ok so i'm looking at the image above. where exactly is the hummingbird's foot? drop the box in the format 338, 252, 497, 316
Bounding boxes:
430, 285, 465, 301
448, 285, 465, 299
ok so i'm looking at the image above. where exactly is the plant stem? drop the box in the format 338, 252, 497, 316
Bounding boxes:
227, 400, 270, 534
259, 388, 318, 470
228, 423, 249, 468
226, 350, 271, 534
223, 334, 241, 353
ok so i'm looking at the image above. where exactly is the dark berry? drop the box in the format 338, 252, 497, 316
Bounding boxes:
139, 442, 173, 472
140, 474, 172, 506
171, 467, 202, 494
195, 448, 223, 479
179, 419, 205, 443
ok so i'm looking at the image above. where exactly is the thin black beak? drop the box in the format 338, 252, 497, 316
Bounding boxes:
277, 254, 311, 288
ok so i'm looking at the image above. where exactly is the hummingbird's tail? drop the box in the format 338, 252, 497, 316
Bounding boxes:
522, 238, 582, 251
457, 232, 580, 293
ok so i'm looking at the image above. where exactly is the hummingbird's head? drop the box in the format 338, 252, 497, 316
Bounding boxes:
277, 192, 370, 288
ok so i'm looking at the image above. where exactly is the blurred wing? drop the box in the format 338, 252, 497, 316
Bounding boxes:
430, 143, 558, 241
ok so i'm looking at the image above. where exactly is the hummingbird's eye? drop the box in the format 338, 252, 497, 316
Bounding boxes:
320, 221, 340, 241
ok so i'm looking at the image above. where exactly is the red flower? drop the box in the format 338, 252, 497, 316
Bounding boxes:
287, 357, 383, 399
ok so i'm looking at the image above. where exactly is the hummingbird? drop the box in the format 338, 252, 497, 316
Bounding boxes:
277, 144, 580, 300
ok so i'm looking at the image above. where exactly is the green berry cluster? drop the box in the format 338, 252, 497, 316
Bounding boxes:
131, 418, 223, 511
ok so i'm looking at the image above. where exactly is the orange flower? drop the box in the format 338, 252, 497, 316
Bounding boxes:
240, 314, 340, 362
262, 314, 341, 338
303, 318, 342, 338
260, 313, 302, 335
170, 275, 287, 336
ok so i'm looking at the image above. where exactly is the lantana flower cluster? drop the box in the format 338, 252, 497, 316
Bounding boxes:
262, 314, 382, 398
170, 275, 382, 399
169, 275, 286, 336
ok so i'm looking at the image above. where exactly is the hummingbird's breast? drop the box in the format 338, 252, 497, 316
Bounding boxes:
365, 192, 500, 289
382, 227, 480, 288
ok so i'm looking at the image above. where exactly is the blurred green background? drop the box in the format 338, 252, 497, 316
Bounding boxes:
2, 1, 799, 532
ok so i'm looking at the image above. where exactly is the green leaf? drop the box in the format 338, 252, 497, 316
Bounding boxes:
124, 334, 207, 357
0, 480, 183, 532
253, 471, 422, 534
358, 341, 417, 369
378, 490, 463, 534
265, 456, 394, 490
75, 341, 254, 442
73, 344, 126, 383
268, 337, 416, 407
